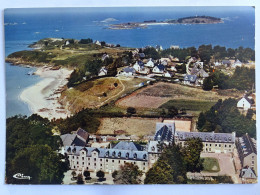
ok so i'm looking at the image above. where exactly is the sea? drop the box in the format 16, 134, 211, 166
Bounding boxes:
4, 6, 255, 118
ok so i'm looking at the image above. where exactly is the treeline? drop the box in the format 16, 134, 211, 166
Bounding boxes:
197, 98, 256, 138
145, 138, 204, 184
203, 67, 255, 91
6, 114, 69, 184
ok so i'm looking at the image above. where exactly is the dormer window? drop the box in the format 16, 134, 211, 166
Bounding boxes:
72, 148, 76, 153
67, 147, 71, 153
133, 153, 137, 159
112, 151, 116, 157
118, 152, 121, 158
126, 152, 129, 159
106, 151, 109, 157
152, 146, 155, 151
143, 154, 147, 160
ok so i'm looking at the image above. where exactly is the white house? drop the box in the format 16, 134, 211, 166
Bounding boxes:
163, 71, 173, 78
94, 40, 101, 46
120, 67, 136, 76
232, 59, 243, 68
133, 61, 142, 72
237, 96, 252, 110
145, 58, 154, 68
98, 67, 108, 76
152, 64, 165, 74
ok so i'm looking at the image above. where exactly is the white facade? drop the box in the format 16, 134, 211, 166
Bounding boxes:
152, 66, 164, 74
237, 97, 251, 110
145, 59, 154, 68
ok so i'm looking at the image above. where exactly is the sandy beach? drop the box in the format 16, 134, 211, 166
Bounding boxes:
20, 66, 73, 120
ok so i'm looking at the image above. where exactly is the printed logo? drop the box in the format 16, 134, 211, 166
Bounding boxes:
13, 173, 32, 180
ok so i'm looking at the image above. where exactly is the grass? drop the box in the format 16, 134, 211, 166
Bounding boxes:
188, 176, 233, 184
160, 99, 216, 112
202, 157, 220, 173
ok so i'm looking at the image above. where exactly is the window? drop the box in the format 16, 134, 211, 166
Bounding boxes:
100, 164, 103, 166
112, 160, 114, 163
225, 145, 227, 147
82, 157, 84, 160
106, 159, 108, 162
94, 163, 96, 166
77, 157, 79, 159
219, 144, 221, 147
229, 145, 231, 148
143, 167, 145, 170
74, 166, 75, 169
100, 159, 102, 162
94, 158, 96, 161
88, 158, 90, 160
77, 161, 79, 164
252, 161, 254, 165
82, 162, 84, 165
252, 156, 255, 159
215, 144, 217, 147
124, 161, 126, 164
88, 163, 90, 165
206, 144, 208, 146
143, 163, 145, 165
134, 162, 136, 164
209, 144, 211, 147
119, 160, 120, 163
73, 156, 74, 159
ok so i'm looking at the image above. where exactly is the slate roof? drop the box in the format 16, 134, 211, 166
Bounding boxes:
237, 134, 257, 157
76, 128, 89, 140
65, 146, 148, 161
175, 131, 235, 143
123, 67, 136, 73
113, 141, 143, 151
154, 122, 175, 142
240, 167, 257, 179
184, 75, 197, 83
157, 64, 165, 71
61, 134, 86, 146
147, 141, 160, 153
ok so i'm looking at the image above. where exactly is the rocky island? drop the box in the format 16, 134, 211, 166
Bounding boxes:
109, 16, 223, 29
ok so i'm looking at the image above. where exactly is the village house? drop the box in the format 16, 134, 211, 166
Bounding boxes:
232, 59, 243, 68
133, 61, 150, 75
240, 166, 257, 183
236, 134, 257, 175
98, 66, 108, 76
175, 131, 236, 153
119, 67, 136, 76
163, 71, 173, 78
183, 75, 198, 86
152, 64, 165, 74
237, 95, 253, 111
94, 40, 101, 46
155, 45, 163, 51
145, 58, 155, 68
170, 45, 180, 50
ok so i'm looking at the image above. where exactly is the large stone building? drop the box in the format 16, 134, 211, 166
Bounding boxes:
175, 131, 236, 153
236, 134, 257, 174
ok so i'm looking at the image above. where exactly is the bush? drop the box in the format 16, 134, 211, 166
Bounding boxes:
127, 107, 136, 115
96, 170, 105, 181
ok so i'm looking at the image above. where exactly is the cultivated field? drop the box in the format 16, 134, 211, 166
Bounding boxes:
97, 117, 192, 136
116, 82, 242, 109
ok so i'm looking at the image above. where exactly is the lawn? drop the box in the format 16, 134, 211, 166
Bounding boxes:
160, 99, 216, 112
202, 157, 220, 173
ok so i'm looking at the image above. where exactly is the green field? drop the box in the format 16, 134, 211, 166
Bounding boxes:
202, 157, 220, 173
160, 99, 216, 112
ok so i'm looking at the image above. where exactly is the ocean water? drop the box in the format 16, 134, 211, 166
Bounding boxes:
4, 7, 255, 117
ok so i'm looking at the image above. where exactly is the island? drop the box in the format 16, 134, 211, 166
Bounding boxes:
109, 16, 223, 29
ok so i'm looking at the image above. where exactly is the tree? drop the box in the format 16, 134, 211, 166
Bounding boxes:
114, 163, 143, 184
181, 138, 204, 172
101, 41, 106, 46
202, 77, 213, 91
77, 173, 84, 184
168, 106, 178, 117
127, 107, 136, 115
246, 109, 254, 120
197, 112, 206, 130
71, 171, 77, 178
112, 170, 118, 179
83, 170, 90, 180
79, 38, 93, 44
96, 170, 105, 181
145, 143, 187, 184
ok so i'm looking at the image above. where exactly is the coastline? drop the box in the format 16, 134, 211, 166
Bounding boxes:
19, 66, 73, 120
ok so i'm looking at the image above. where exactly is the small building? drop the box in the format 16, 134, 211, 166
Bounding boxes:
183, 75, 197, 85
98, 66, 108, 76
120, 67, 136, 76
232, 59, 242, 68
145, 58, 155, 68
133, 61, 144, 72
94, 40, 101, 46
152, 64, 165, 74
175, 131, 236, 153
61, 128, 89, 147
240, 166, 257, 183
170, 45, 180, 50
222, 60, 231, 67
236, 134, 257, 175
163, 71, 173, 78
237, 95, 252, 111
155, 45, 163, 51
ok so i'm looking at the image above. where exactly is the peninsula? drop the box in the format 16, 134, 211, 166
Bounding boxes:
109, 16, 223, 29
